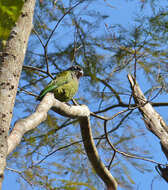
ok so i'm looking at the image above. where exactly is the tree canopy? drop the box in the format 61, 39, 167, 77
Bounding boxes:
2, 0, 168, 189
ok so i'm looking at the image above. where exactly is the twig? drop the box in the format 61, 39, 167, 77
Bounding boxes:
32, 140, 83, 166
96, 77, 122, 104
6, 167, 34, 189
23, 65, 50, 76
32, 29, 45, 47
90, 112, 109, 120
133, 48, 137, 79
42, 1, 83, 78
45, 0, 83, 48
91, 108, 129, 121
108, 151, 116, 170
93, 100, 168, 114
104, 120, 168, 167
44, 47, 53, 78
96, 110, 133, 148
18, 87, 37, 98
147, 86, 163, 102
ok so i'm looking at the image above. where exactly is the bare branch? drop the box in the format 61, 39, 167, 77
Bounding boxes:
18, 87, 37, 97
23, 65, 50, 75
6, 167, 34, 189
128, 74, 168, 182
7, 92, 117, 190
104, 120, 166, 166
42, 0, 84, 76
80, 117, 118, 190
32, 140, 83, 166
7, 93, 89, 155
45, 1, 84, 48
32, 28, 45, 47
96, 77, 122, 104
94, 102, 168, 114
127, 74, 168, 159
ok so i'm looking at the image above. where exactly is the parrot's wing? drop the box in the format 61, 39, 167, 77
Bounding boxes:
37, 70, 73, 100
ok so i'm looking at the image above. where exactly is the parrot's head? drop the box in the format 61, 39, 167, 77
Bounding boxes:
68, 65, 84, 79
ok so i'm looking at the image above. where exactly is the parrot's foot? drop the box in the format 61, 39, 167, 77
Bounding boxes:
65, 102, 71, 106
71, 98, 79, 106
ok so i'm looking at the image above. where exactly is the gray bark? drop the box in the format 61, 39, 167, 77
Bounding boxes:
8, 92, 117, 190
127, 74, 168, 157
128, 74, 168, 183
0, 0, 36, 188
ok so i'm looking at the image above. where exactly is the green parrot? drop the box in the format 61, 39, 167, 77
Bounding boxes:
37, 65, 83, 102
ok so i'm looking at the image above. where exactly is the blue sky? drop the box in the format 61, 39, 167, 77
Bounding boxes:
3, 0, 168, 190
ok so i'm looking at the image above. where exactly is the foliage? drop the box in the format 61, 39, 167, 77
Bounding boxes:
0, 0, 24, 40
6, 0, 168, 190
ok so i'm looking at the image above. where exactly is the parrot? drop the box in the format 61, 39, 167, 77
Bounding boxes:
37, 65, 83, 102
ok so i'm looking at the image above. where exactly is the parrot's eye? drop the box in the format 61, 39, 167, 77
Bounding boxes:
75, 66, 82, 71
69, 65, 82, 71
68, 65, 84, 79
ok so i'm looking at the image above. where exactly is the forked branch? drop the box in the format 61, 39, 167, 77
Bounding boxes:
8, 93, 117, 190
128, 74, 168, 182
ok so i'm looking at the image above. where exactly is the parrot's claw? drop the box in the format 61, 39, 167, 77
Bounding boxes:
65, 102, 71, 106
71, 98, 79, 106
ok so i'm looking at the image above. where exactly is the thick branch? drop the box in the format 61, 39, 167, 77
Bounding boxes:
7, 93, 89, 155
8, 92, 117, 189
80, 117, 118, 190
127, 74, 168, 159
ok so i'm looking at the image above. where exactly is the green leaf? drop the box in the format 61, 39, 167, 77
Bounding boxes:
60, 179, 97, 190
121, 164, 135, 184
0, 0, 24, 40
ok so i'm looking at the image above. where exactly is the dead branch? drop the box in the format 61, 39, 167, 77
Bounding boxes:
128, 74, 168, 182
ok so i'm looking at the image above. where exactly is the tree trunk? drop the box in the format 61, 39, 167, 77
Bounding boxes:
0, 0, 36, 188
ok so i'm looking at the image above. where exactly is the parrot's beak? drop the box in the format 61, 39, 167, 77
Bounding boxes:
80, 70, 84, 76
78, 70, 84, 78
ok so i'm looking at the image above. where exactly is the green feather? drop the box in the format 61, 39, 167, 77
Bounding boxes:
37, 69, 79, 102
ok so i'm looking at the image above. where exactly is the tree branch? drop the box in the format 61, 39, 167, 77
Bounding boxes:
80, 117, 118, 190
7, 93, 89, 155
127, 74, 168, 182
7, 93, 117, 189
